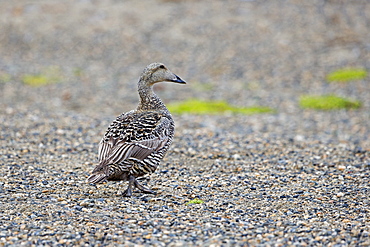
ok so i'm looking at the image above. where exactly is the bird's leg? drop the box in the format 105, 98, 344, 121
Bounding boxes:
133, 177, 156, 194
122, 175, 135, 197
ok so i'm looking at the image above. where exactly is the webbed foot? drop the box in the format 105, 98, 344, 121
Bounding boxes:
122, 175, 156, 196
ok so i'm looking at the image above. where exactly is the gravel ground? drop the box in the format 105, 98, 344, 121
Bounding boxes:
1, 0, 370, 246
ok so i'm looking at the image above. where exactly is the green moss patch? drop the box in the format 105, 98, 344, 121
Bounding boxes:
299, 95, 361, 110
22, 74, 49, 86
73, 67, 84, 77
167, 99, 274, 115
22, 66, 62, 87
186, 199, 204, 205
326, 68, 367, 82
0, 72, 11, 83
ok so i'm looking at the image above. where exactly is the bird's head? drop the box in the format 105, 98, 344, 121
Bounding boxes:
139, 62, 186, 86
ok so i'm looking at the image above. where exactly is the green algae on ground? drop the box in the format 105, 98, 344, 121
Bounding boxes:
22, 74, 49, 86
186, 199, 204, 205
299, 95, 361, 110
167, 99, 274, 115
326, 68, 367, 82
22, 66, 62, 87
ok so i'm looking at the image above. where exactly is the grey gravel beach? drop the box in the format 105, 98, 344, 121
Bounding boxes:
1, 0, 369, 246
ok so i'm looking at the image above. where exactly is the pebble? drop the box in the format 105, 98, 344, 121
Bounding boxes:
337, 165, 346, 171
336, 192, 345, 198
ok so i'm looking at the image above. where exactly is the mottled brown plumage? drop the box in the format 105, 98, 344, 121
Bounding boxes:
86, 63, 186, 196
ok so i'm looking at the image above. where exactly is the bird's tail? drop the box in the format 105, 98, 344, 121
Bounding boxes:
86, 173, 107, 184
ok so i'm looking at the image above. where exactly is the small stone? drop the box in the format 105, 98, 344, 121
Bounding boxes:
337, 192, 345, 197
232, 154, 241, 160
294, 135, 305, 142
80, 199, 91, 207
338, 165, 346, 171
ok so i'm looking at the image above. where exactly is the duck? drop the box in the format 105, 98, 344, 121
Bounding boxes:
86, 63, 186, 197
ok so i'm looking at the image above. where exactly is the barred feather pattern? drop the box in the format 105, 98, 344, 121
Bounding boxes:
91, 110, 174, 181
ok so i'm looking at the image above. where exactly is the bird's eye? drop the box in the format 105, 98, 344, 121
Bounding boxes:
159, 65, 165, 69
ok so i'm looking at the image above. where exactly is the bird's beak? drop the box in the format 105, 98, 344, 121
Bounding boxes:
170, 75, 186, 84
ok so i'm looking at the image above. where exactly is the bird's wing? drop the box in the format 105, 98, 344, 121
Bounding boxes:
105, 136, 168, 164
97, 110, 136, 163
97, 111, 172, 166
98, 136, 114, 163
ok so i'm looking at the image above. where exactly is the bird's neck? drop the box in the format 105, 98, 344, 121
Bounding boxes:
137, 82, 168, 112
